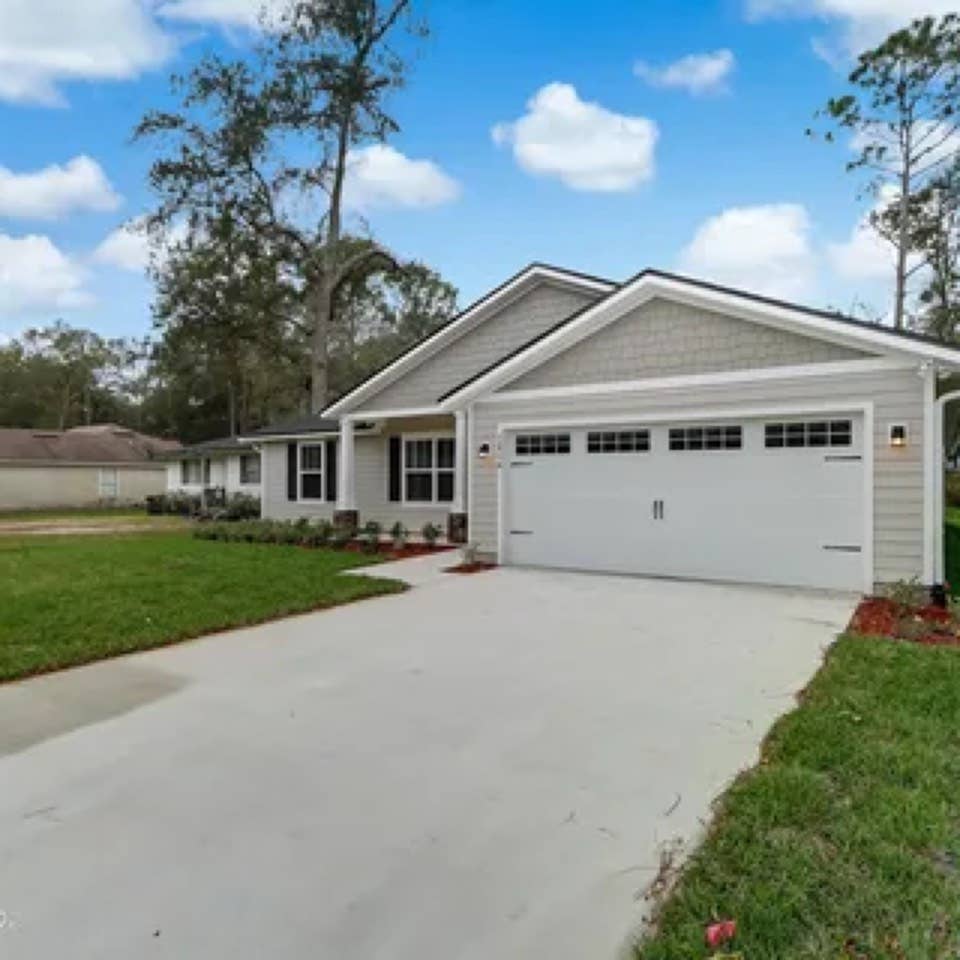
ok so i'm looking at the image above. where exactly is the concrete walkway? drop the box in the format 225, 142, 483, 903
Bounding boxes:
0, 556, 853, 959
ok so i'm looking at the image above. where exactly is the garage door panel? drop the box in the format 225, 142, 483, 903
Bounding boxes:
504, 417, 864, 590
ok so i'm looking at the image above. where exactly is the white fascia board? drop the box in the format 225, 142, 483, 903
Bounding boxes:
442, 273, 960, 407
479, 356, 914, 406
322, 265, 615, 419
238, 432, 339, 443
343, 405, 449, 421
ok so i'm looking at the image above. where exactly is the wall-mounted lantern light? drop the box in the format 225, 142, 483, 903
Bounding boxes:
477, 442, 492, 458
889, 423, 908, 448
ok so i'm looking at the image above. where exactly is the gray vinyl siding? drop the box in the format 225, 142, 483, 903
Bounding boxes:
469, 366, 925, 585
260, 431, 451, 531
503, 297, 871, 392
358, 282, 598, 411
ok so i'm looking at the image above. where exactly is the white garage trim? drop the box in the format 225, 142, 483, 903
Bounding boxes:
495, 400, 875, 593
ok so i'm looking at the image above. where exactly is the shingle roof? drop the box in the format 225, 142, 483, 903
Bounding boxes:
245, 414, 340, 437
172, 436, 256, 460
0, 425, 180, 464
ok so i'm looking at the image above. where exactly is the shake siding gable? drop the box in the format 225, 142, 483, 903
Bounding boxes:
356, 282, 599, 412
502, 297, 872, 392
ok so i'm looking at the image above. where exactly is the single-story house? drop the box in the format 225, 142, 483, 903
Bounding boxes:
0, 424, 177, 511
165, 437, 261, 500
243, 263, 960, 593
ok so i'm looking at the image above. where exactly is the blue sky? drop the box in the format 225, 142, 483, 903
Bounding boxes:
0, 0, 949, 342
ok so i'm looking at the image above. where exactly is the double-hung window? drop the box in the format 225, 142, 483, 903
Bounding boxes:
403, 436, 455, 504
299, 443, 325, 500
181, 459, 202, 485
239, 453, 261, 485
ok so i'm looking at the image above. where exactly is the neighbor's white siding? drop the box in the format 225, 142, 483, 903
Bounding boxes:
167, 454, 261, 498
469, 366, 925, 585
0, 464, 166, 510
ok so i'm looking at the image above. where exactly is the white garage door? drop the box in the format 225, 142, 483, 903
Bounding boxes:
503, 415, 865, 590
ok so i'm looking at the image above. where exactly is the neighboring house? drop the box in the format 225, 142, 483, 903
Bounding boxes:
0, 424, 177, 511
244, 263, 960, 593
166, 437, 262, 500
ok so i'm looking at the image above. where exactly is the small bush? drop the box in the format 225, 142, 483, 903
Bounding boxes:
390, 521, 408, 550
361, 520, 382, 554
947, 471, 960, 508
421, 522, 441, 548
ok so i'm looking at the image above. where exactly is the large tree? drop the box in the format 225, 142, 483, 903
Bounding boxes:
816, 14, 960, 327
136, 0, 423, 412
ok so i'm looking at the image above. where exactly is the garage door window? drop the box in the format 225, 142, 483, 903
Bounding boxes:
669, 425, 742, 451
587, 430, 650, 453
765, 420, 852, 449
515, 433, 571, 455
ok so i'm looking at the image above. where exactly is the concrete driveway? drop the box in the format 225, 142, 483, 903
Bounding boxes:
0, 556, 852, 959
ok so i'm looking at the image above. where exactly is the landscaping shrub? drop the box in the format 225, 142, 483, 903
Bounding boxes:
360, 520, 382, 554
149, 492, 201, 516
421, 522, 441, 548
946, 471, 960, 508
390, 520, 408, 550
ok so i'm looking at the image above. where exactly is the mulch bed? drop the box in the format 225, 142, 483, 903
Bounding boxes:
444, 561, 497, 574
340, 542, 456, 561
849, 596, 960, 646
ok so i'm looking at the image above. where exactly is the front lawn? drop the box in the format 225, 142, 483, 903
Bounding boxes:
0, 533, 403, 683
638, 635, 960, 959
0, 506, 150, 522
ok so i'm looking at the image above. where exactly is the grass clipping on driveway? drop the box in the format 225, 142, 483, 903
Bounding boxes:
638, 636, 960, 959
0, 534, 404, 683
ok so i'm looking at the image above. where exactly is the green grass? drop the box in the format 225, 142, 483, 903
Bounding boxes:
947, 511, 960, 593
0, 533, 404, 683
637, 636, 960, 959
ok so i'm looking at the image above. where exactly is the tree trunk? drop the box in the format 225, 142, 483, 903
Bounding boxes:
227, 378, 237, 437
895, 165, 910, 330
310, 280, 333, 413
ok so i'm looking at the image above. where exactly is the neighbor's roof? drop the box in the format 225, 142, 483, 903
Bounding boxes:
170, 436, 256, 460
0, 424, 180, 465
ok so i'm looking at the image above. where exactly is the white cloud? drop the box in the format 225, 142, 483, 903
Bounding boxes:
0, 157, 121, 221
745, 0, 957, 60
679, 203, 818, 299
491, 82, 659, 192
342, 145, 461, 211
0, 234, 90, 316
0, 0, 173, 106
92, 222, 150, 273
634, 50, 735, 95
157, 0, 281, 29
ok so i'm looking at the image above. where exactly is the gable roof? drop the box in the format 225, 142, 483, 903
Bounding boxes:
0, 425, 179, 465
438, 268, 960, 406
321, 262, 615, 418
168, 436, 257, 460
244, 414, 340, 438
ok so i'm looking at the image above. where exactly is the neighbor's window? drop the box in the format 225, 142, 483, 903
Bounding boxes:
587, 430, 650, 453
669, 425, 742, 451
299, 444, 324, 500
239, 453, 261, 485
403, 436, 455, 503
765, 420, 852, 449
98, 468, 118, 498
181, 459, 202, 484
515, 433, 571, 456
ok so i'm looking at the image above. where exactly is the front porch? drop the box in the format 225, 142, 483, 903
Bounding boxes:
336, 410, 469, 544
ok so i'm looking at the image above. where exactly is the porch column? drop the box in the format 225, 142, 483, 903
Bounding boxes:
448, 409, 468, 543
335, 417, 358, 532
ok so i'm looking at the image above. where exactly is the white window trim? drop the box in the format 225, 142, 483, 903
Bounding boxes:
181, 459, 203, 486
401, 432, 456, 507
298, 441, 326, 503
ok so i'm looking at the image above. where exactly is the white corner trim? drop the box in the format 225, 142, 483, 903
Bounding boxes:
322, 265, 615, 419
442, 272, 960, 406
476, 357, 912, 406
494, 399, 876, 594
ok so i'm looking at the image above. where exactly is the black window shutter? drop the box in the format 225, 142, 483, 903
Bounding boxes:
325, 439, 337, 503
388, 436, 401, 502
287, 443, 298, 501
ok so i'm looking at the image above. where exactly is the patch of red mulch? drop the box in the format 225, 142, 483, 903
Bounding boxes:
445, 561, 497, 574
849, 596, 960, 646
